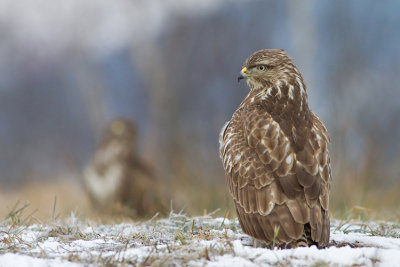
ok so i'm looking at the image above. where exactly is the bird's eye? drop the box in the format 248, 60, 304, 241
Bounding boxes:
257, 65, 266, 71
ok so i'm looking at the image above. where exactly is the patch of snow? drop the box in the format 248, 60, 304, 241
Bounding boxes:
1, 216, 400, 266
207, 255, 259, 267
331, 231, 400, 250
0, 253, 80, 267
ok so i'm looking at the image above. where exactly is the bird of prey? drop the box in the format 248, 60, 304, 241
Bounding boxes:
219, 49, 331, 248
83, 118, 168, 217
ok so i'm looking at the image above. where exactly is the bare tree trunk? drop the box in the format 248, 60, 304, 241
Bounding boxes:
287, 0, 317, 92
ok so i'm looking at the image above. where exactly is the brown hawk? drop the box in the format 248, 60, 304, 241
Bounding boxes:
219, 49, 331, 248
83, 118, 168, 217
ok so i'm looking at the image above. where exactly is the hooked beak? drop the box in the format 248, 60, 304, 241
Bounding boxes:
237, 67, 247, 82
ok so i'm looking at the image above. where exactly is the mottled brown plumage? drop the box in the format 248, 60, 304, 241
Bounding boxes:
219, 49, 331, 248
84, 118, 169, 217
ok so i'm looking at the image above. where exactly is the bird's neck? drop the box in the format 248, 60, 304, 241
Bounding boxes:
245, 76, 309, 109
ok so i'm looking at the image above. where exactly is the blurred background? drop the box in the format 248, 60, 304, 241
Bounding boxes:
1, 0, 400, 222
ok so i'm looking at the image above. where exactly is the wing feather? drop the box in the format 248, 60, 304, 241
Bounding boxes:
286, 198, 310, 224
220, 105, 331, 247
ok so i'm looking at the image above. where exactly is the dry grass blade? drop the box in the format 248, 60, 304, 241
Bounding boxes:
3, 201, 36, 226
272, 225, 280, 248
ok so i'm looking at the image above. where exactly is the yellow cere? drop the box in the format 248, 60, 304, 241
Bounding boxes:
241, 67, 247, 74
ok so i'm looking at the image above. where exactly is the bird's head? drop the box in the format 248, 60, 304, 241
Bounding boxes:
103, 118, 137, 146
238, 49, 299, 91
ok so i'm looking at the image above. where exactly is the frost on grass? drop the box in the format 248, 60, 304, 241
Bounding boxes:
1, 209, 400, 266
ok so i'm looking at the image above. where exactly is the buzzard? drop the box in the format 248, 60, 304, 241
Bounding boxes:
84, 118, 168, 217
219, 49, 331, 248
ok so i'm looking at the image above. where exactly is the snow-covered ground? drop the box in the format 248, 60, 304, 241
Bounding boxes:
1, 212, 400, 266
